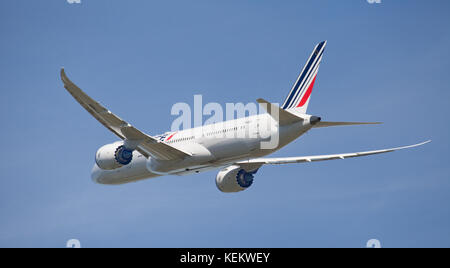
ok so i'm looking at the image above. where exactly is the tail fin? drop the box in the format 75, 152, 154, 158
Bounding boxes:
281, 41, 326, 113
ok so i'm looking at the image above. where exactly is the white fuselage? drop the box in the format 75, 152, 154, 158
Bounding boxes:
91, 114, 315, 184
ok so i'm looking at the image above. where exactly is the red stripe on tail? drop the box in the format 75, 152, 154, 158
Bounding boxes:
297, 75, 317, 108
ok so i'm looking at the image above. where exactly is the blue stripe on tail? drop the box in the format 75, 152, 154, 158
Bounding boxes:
281, 41, 326, 110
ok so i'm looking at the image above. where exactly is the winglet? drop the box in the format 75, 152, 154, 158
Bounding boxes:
61, 68, 72, 89
60, 67, 66, 81
390, 140, 431, 150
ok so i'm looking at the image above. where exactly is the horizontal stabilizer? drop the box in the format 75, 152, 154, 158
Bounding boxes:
313, 121, 382, 128
257, 98, 304, 125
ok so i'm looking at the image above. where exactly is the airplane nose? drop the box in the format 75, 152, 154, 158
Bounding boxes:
310, 116, 321, 125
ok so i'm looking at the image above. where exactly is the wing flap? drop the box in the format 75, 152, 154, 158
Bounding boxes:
61, 68, 191, 160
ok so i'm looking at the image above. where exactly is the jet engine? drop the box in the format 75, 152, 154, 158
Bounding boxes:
95, 142, 135, 170
215, 165, 258, 193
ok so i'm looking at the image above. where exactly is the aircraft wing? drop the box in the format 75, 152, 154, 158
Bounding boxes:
236, 141, 430, 165
60, 68, 191, 160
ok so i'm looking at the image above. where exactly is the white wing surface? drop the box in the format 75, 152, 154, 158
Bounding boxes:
237, 141, 430, 165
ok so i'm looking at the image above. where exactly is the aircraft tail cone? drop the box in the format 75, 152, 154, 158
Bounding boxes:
310, 116, 321, 125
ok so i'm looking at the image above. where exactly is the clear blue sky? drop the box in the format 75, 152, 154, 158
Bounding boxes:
0, 0, 449, 248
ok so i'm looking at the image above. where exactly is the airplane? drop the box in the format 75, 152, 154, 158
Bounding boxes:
60, 41, 430, 193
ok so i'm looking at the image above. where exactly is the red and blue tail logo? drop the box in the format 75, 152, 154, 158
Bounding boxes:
281, 41, 326, 112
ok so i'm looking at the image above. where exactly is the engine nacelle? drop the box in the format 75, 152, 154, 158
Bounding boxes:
215, 165, 258, 193
95, 142, 134, 170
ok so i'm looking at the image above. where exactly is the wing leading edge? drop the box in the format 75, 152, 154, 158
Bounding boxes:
60, 68, 191, 160
237, 140, 431, 165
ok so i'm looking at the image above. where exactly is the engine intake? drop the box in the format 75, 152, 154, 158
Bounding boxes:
95, 142, 135, 170
236, 169, 255, 188
216, 166, 258, 193
115, 145, 133, 165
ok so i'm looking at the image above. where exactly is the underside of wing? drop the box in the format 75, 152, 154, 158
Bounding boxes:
60, 68, 191, 160
237, 141, 430, 165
